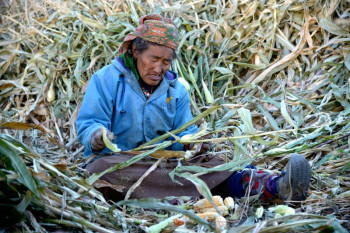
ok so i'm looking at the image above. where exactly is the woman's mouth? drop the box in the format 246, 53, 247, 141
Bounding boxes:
149, 75, 161, 81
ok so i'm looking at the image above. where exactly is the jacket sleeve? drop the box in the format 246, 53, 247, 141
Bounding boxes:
171, 90, 198, 151
76, 72, 116, 156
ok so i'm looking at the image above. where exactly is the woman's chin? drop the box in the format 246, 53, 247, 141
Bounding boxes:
144, 77, 162, 86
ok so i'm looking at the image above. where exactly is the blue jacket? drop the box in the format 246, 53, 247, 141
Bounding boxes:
76, 57, 198, 157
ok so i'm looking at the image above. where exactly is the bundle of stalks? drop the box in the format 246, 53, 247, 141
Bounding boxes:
1, 0, 350, 232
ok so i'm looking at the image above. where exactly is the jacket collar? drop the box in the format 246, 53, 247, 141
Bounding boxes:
112, 58, 177, 101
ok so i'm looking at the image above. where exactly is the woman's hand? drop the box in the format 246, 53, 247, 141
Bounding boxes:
189, 142, 210, 155
90, 128, 114, 151
186, 134, 211, 155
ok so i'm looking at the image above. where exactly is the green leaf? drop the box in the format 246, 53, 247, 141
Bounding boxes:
0, 133, 31, 153
0, 138, 38, 197
213, 108, 238, 129
237, 107, 279, 146
256, 103, 280, 131
237, 108, 255, 134
76, 13, 106, 29
232, 62, 266, 70
169, 157, 251, 180
188, 65, 204, 103
147, 214, 181, 233
74, 57, 83, 84
345, 53, 350, 71
0, 39, 22, 46
134, 106, 220, 151
285, 128, 324, 149
16, 191, 33, 212
280, 98, 297, 128
330, 216, 349, 233
319, 18, 349, 37
231, 128, 250, 157
212, 67, 234, 75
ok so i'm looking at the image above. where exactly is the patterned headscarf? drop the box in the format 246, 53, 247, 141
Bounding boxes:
118, 14, 179, 54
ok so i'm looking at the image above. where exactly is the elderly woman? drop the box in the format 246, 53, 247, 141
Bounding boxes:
76, 15, 311, 202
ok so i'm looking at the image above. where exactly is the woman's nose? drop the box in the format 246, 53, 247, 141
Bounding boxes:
154, 62, 162, 74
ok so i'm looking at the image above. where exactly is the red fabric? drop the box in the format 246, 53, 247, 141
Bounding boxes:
118, 14, 179, 54
241, 168, 278, 201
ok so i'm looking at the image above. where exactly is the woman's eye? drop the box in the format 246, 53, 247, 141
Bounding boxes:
149, 57, 156, 62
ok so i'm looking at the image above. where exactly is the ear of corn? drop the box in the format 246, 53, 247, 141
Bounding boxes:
202, 79, 214, 104
255, 206, 264, 218
268, 205, 295, 216
178, 76, 191, 92
179, 134, 194, 141
223, 197, 235, 211
47, 81, 56, 102
215, 215, 227, 233
193, 196, 224, 212
198, 206, 228, 216
179, 123, 208, 143
195, 212, 219, 221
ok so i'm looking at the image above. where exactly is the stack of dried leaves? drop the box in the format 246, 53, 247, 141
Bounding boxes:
0, 0, 350, 232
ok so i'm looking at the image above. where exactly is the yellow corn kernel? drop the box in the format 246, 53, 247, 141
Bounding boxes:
195, 212, 219, 221
193, 196, 224, 212
215, 215, 227, 233
224, 197, 235, 211
197, 206, 228, 216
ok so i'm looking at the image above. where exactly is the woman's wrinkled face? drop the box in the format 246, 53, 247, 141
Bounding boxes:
132, 44, 174, 86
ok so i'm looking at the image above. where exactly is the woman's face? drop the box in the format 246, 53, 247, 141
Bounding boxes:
132, 44, 174, 86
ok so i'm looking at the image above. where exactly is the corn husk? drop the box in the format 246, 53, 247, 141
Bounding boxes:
268, 205, 295, 216
102, 126, 120, 152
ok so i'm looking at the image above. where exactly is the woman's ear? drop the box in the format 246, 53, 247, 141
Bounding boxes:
131, 43, 138, 60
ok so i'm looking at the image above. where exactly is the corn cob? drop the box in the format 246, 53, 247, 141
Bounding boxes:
224, 197, 234, 211
193, 196, 224, 212
215, 215, 227, 233
202, 79, 214, 104
197, 206, 228, 216
195, 212, 219, 221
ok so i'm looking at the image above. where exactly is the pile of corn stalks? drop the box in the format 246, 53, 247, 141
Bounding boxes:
1, 0, 350, 232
